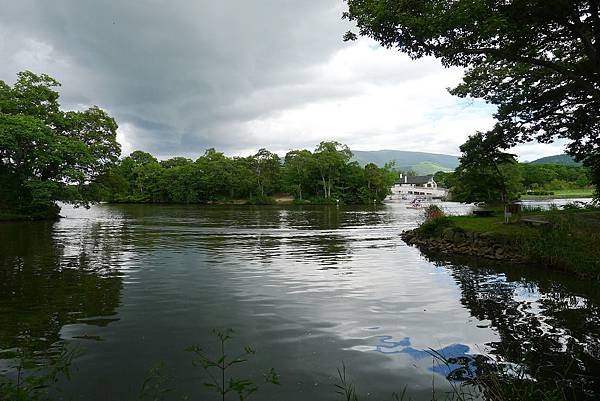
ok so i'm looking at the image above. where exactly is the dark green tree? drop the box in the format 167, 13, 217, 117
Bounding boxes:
343, 0, 600, 197
196, 149, 234, 200
452, 133, 523, 203
361, 162, 395, 203
0, 71, 120, 218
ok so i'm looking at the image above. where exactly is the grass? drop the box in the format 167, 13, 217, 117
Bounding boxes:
521, 188, 594, 199
441, 208, 600, 278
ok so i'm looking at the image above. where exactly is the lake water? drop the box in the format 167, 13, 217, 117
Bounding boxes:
1, 203, 599, 400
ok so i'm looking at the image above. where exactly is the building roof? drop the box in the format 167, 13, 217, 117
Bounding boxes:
397, 175, 434, 185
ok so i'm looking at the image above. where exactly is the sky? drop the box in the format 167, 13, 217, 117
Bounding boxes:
0, 0, 566, 162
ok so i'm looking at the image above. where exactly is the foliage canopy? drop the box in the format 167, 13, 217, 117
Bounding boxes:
0, 71, 121, 218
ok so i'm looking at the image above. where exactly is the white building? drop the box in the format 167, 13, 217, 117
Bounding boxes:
387, 174, 448, 200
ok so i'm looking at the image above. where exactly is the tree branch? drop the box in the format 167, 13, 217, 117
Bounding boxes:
453, 46, 600, 98
590, 0, 600, 53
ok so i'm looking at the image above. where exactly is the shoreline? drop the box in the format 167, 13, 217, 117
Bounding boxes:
401, 209, 600, 280
401, 228, 527, 264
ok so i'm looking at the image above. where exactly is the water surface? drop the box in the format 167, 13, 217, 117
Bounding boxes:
1, 203, 599, 400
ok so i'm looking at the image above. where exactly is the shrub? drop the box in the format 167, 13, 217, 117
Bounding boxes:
417, 217, 453, 237
423, 204, 446, 221
414, 205, 453, 237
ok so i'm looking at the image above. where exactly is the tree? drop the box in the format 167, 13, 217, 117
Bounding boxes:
249, 149, 281, 198
343, 0, 600, 197
282, 149, 314, 200
452, 133, 523, 203
0, 71, 120, 218
82, 141, 402, 206
196, 149, 234, 200
161, 157, 193, 169
433, 171, 456, 189
361, 162, 395, 203
313, 141, 353, 199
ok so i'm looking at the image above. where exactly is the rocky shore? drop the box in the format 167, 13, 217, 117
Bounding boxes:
401, 226, 526, 263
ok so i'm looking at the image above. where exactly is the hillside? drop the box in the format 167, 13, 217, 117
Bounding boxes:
530, 154, 581, 166
352, 150, 458, 175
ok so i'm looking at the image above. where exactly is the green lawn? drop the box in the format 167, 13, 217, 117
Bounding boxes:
521, 188, 594, 199
445, 210, 600, 278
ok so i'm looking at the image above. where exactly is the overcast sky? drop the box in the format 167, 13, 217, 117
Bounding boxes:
0, 0, 565, 161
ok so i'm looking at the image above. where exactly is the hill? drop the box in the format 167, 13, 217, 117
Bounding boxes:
352, 150, 459, 175
530, 154, 581, 166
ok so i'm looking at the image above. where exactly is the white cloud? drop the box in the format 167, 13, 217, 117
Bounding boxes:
240, 39, 498, 156
514, 141, 569, 163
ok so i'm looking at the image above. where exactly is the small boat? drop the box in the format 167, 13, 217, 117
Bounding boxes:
406, 198, 424, 209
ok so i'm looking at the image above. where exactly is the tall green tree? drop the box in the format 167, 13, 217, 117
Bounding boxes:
282, 149, 314, 200
344, 0, 600, 197
249, 148, 281, 197
0, 71, 120, 218
94, 142, 401, 205
314, 141, 353, 199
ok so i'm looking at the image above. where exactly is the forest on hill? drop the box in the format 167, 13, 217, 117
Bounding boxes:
352, 149, 458, 175
530, 154, 581, 166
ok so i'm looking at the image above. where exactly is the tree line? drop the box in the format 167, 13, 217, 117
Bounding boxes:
93, 142, 397, 205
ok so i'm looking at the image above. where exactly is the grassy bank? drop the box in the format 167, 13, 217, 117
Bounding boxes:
520, 188, 594, 199
404, 207, 600, 279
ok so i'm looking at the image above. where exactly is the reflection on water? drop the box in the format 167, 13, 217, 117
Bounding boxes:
0, 217, 124, 360
0, 203, 599, 400
423, 251, 600, 399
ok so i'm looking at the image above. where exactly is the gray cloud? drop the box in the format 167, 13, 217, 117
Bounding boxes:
1, 0, 361, 156
0, 0, 564, 160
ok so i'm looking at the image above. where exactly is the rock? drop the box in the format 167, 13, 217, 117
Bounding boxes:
453, 231, 466, 243
442, 227, 455, 241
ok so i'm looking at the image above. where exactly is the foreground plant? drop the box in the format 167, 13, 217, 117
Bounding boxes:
0, 346, 79, 401
185, 329, 279, 401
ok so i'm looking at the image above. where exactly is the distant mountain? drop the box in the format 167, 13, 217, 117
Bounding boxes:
352, 150, 459, 175
530, 154, 581, 166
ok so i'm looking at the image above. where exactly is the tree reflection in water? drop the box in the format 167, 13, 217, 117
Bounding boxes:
422, 251, 600, 400
0, 220, 124, 369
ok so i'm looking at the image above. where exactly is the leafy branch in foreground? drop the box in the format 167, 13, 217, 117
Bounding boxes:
137, 363, 174, 401
185, 329, 279, 401
0, 346, 80, 401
